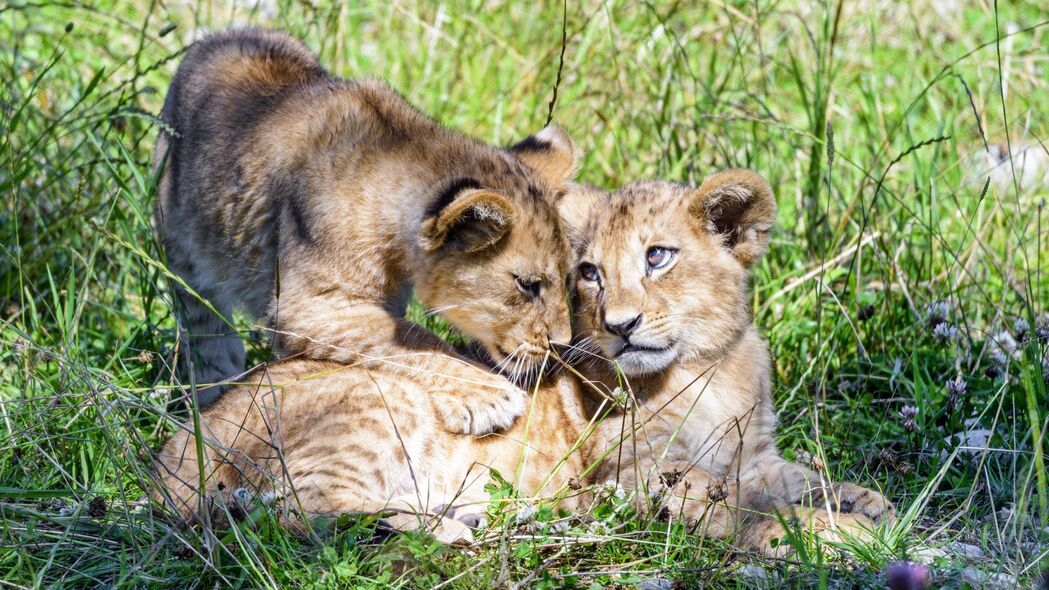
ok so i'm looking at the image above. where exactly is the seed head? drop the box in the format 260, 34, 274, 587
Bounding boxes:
611, 386, 633, 410
706, 480, 729, 502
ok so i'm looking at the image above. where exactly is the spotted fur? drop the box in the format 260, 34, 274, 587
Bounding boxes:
154, 358, 596, 541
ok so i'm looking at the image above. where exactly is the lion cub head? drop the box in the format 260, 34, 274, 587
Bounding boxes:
565, 170, 776, 376
414, 126, 577, 382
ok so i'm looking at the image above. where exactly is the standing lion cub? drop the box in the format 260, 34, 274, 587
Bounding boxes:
154, 29, 575, 434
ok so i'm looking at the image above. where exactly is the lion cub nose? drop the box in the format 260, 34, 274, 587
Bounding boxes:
603, 312, 643, 338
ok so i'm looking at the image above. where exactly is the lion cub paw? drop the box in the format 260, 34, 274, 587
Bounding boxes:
379, 513, 475, 545
827, 483, 895, 523
434, 385, 527, 436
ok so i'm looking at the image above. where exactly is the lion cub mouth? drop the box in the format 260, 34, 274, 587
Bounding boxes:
618, 343, 670, 355
612, 340, 678, 375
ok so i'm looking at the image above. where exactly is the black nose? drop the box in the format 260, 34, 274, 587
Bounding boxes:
604, 313, 642, 338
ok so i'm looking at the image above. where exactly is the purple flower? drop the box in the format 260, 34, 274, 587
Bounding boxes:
946, 377, 967, 397
925, 301, 951, 328
885, 561, 931, 590
1036, 322, 1049, 342
1014, 318, 1030, 338
932, 322, 958, 343
946, 377, 967, 412
900, 406, 919, 432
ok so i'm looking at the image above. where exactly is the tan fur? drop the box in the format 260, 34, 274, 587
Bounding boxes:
154, 359, 595, 541
154, 30, 575, 435
155, 169, 893, 556
563, 171, 895, 556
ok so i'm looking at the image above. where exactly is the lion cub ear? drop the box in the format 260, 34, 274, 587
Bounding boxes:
420, 186, 516, 253
510, 125, 577, 188
689, 169, 777, 266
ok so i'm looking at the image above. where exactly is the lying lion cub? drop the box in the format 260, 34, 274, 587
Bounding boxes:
157, 170, 893, 555
564, 170, 895, 554
155, 358, 596, 542
154, 29, 574, 435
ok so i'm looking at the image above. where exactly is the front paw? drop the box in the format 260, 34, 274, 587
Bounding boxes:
828, 483, 895, 523
435, 385, 526, 436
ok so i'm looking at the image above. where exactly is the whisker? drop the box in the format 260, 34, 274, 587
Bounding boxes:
423, 304, 460, 318
493, 344, 524, 372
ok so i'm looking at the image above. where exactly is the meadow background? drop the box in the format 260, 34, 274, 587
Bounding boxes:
2, 0, 1048, 587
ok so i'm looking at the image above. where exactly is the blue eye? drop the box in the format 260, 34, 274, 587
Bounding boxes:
646, 247, 675, 270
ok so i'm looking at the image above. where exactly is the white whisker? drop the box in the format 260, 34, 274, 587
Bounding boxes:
423, 304, 460, 318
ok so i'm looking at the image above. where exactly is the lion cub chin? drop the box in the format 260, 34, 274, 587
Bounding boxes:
154, 29, 575, 434
562, 170, 895, 556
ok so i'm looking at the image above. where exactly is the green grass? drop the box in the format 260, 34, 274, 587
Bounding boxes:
2, 0, 1048, 587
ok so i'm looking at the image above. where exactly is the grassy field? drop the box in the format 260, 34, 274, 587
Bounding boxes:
2, 0, 1048, 587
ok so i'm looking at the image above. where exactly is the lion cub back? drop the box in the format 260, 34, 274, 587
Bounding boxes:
154, 29, 576, 415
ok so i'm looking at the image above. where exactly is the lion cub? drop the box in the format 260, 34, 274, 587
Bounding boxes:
154, 30, 575, 434
564, 171, 895, 555
155, 358, 596, 542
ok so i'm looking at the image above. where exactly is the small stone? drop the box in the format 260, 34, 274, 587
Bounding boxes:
738, 562, 780, 583
946, 542, 984, 559
638, 578, 673, 590
958, 568, 1016, 589
911, 546, 947, 564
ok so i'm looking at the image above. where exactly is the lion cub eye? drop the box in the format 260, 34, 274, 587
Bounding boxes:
578, 263, 600, 282
515, 275, 542, 299
646, 247, 675, 270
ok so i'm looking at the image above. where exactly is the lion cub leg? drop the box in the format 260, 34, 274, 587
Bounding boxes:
379, 512, 475, 544
173, 283, 245, 407
806, 481, 895, 523
318, 489, 478, 544
743, 457, 895, 524
746, 507, 878, 557
272, 289, 525, 436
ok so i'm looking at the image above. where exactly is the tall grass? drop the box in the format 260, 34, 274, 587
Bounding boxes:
1, 0, 1047, 587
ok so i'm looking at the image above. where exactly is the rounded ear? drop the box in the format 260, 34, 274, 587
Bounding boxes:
555, 182, 606, 249
420, 188, 516, 253
509, 125, 577, 188
688, 169, 777, 266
